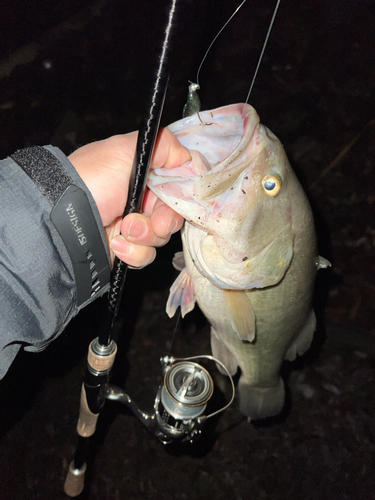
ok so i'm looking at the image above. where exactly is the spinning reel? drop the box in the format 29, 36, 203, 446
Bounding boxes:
64, 339, 235, 496
104, 351, 235, 444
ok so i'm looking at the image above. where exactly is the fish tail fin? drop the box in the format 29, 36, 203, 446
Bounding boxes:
210, 328, 238, 376
238, 377, 285, 420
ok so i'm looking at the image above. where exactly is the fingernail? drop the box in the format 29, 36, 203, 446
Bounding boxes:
128, 219, 148, 239
165, 216, 179, 236
110, 235, 129, 254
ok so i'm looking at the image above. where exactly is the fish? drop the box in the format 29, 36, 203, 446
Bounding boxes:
148, 103, 330, 420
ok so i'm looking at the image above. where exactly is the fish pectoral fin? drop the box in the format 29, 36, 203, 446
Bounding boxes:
224, 290, 255, 342
166, 267, 196, 318
172, 251, 185, 271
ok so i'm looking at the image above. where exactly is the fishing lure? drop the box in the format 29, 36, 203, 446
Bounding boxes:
182, 82, 201, 118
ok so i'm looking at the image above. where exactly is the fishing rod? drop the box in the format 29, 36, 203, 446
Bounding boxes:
63, 1, 176, 495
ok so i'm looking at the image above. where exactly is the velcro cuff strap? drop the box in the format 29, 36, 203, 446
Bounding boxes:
11, 146, 110, 307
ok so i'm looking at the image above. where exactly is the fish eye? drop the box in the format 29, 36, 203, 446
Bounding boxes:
262, 175, 281, 196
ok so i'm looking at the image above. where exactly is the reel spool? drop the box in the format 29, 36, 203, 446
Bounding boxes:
162, 361, 213, 418
153, 355, 235, 444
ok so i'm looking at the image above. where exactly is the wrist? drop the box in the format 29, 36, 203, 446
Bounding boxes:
11, 146, 111, 307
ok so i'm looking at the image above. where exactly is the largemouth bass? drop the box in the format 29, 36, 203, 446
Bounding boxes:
148, 103, 330, 419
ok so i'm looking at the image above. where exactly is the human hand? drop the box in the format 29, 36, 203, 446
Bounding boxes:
68, 128, 191, 268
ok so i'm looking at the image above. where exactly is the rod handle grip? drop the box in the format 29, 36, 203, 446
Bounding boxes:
64, 461, 87, 497
77, 384, 99, 437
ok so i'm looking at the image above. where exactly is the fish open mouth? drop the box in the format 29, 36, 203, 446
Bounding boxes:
148, 103, 263, 221
166, 103, 248, 169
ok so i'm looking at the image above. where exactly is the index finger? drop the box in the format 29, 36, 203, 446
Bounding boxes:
151, 128, 191, 170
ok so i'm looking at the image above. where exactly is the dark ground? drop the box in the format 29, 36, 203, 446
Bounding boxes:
0, 0, 374, 499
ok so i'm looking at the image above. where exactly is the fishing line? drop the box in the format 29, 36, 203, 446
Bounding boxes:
168, 309, 181, 356
245, 0, 281, 104
196, 0, 247, 89
183, 0, 282, 117
183, 0, 247, 120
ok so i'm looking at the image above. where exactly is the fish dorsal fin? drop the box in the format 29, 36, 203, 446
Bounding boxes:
166, 267, 196, 318
224, 290, 256, 342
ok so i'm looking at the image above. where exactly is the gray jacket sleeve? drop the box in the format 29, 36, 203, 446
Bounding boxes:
0, 146, 111, 378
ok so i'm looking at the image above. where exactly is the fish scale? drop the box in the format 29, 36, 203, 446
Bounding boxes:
148, 103, 330, 419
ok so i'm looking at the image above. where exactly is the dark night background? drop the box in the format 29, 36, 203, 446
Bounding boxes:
0, 0, 374, 499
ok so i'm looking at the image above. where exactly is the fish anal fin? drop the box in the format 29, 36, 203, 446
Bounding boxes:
210, 328, 238, 376
223, 290, 255, 342
284, 310, 316, 361
166, 268, 196, 318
